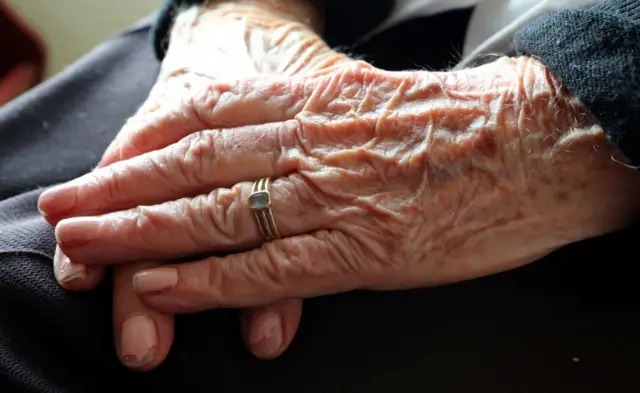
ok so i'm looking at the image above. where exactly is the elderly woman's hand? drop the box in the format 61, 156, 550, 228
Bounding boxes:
41, 56, 639, 329
43, 0, 348, 370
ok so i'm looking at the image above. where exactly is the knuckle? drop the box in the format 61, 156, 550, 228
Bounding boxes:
275, 120, 306, 170
199, 186, 248, 249
183, 196, 212, 247
176, 131, 218, 185
339, 61, 374, 84
304, 63, 378, 118
127, 201, 192, 250
287, 117, 314, 158
144, 152, 182, 191
91, 165, 123, 205
190, 193, 232, 248
204, 258, 231, 307
128, 205, 160, 247
279, 174, 326, 216
349, 60, 375, 71
260, 232, 344, 292
261, 241, 309, 292
189, 80, 230, 126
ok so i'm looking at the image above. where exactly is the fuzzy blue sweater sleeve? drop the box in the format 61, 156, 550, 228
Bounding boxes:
516, 0, 640, 165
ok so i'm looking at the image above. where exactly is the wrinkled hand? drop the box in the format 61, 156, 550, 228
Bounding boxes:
43, 1, 348, 370
41, 56, 640, 359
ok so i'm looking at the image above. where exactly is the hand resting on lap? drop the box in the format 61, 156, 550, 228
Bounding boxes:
38, 0, 640, 373
41, 0, 346, 370
40, 52, 640, 332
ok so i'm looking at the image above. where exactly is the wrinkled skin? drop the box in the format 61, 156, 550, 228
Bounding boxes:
42, 57, 640, 300
45, 1, 346, 370
40, 2, 640, 372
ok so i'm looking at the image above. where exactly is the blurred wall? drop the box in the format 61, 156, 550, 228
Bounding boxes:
8, 0, 163, 78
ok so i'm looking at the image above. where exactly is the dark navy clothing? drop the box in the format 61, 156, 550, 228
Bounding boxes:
1, 2, 639, 392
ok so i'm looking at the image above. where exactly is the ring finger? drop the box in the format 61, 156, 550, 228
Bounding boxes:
55, 174, 336, 265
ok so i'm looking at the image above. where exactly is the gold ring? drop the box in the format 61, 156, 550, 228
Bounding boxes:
248, 178, 281, 241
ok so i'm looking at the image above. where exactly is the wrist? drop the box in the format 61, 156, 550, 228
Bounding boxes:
429, 57, 640, 250
501, 57, 640, 241
158, 1, 344, 82
204, 0, 324, 33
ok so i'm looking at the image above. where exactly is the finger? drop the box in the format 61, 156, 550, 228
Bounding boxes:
99, 74, 317, 167
98, 73, 213, 168
53, 246, 105, 291
38, 120, 305, 222
56, 174, 335, 265
48, 143, 116, 289
113, 262, 174, 371
98, 56, 356, 168
240, 298, 303, 360
132, 230, 364, 314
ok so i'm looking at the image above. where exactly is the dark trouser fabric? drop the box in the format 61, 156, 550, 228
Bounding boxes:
1, 12, 639, 393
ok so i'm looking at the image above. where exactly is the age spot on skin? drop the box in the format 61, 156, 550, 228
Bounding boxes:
555, 191, 569, 203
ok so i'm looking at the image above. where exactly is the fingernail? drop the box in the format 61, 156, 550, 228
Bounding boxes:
120, 315, 158, 368
249, 311, 283, 358
56, 217, 101, 247
54, 248, 87, 284
38, 183, 78, 217
133, 268, 178, 294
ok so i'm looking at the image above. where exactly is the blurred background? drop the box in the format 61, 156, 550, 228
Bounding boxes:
1, 0, 163, 106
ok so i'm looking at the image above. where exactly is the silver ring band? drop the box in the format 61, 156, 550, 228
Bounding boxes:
248, 178, 281, 241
